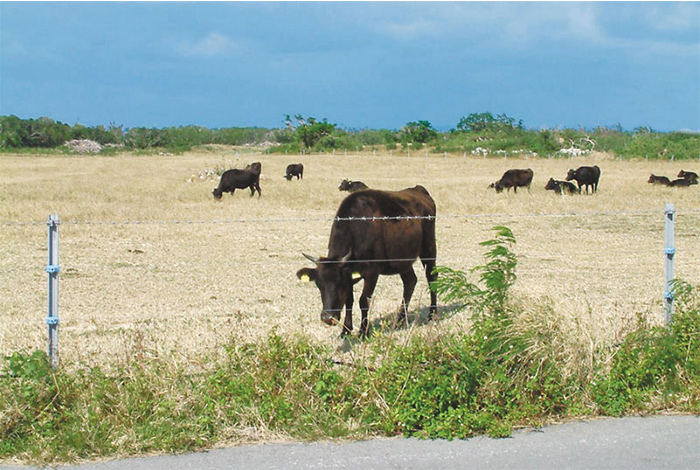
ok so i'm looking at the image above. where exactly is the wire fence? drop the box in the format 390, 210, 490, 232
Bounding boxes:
5, 207, 697, 227
2, 206, 699, 366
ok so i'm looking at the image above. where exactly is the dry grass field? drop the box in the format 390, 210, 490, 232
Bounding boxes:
1, 149, 699, 371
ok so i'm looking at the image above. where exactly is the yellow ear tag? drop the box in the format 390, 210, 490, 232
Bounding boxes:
300, 274, 310, 282
352, 272, 362, 280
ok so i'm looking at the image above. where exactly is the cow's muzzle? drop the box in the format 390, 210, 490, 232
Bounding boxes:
321, 311, 340, 326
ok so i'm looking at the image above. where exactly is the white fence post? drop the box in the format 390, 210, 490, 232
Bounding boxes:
664, 203, 675, 325
46, 214, 60, 368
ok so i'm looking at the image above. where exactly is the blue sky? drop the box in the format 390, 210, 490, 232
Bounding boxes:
1, 2, 699, 132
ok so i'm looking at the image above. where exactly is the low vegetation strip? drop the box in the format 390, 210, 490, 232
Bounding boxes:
2, 113, 698, 160
1, 228, 698, 466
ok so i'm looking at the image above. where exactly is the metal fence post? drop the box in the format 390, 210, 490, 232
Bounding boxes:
46, 214, 60, 368
664, 203, 675, 325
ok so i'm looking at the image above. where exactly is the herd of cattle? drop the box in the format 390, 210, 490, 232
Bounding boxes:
211, 160, 697, 338
648, 170, 699, 187
485, 166, 698, 195
488, 165, 602, 195
211, 161, 374, 200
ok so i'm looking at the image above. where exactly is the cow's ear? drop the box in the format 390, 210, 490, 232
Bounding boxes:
297, 268, 316, 283
347, 261, 368, 283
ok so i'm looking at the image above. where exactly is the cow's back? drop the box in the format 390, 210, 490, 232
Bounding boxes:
328, 187, 436, 267
578, 166, 601, 182
220, 169, 243, 188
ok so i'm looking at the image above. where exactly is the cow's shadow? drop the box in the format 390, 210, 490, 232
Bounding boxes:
336, 303, 466, 352
370, 302, 465, 334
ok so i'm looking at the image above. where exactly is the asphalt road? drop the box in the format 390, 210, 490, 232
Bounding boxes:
3, 415, 698, 470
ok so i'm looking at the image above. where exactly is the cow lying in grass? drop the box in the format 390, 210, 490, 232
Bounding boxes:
338, 179, 368, 192
545, 178, 578, 195
648, 174, 671, 185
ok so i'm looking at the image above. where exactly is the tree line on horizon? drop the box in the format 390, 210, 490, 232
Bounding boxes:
1, 113, 698, 160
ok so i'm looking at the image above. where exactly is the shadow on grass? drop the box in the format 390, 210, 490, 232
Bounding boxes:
334, 302, 468, 352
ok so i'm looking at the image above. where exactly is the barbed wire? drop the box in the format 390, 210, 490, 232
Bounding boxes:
3, 207, 699, 227
2, 243, 692, 274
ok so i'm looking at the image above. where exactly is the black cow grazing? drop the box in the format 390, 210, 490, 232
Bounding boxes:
648, 174, 671, 185
566, 165, 601, 194
545, 178, 578, 195
285, 163, 304, 181
489, 168, 534, 193
338, 179, 369, 192
667, 178, 697, 187
212, 162, 262, 199
678, 170, 698, 182
297, 186, 438, 338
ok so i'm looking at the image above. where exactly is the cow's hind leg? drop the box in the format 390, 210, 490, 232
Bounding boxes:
397, 269, 417, 327
423, 259, 438, 320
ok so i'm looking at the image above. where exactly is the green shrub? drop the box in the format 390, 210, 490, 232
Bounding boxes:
592, 280, 700, 416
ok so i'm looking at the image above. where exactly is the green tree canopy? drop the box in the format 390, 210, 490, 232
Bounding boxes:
401, 120, 438, 143
456, 112, 523, 133
285, 114, 338, 149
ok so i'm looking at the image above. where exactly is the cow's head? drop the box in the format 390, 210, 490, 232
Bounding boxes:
212, 188, 223, 200
488, 182, 504, 193
545, 178, 557, 191
248, 162, 262, 174
297, 251, 363, 326
565, 169, 576, 181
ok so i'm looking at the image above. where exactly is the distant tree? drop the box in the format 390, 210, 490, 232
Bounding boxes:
286, 114, 337, 149
124, 127, 165, 149
20, 117, 72, 147
456, 112, 522, 133
0, 115, 23, 148
401, 120, 438, 143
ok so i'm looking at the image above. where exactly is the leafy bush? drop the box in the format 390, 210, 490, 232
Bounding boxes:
592, 279, 700, 415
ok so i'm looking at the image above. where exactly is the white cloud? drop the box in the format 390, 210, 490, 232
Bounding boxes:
177, 32, 235, 58
368, 2, 698, 57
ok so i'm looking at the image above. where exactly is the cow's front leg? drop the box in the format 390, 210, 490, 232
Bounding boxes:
341, 291, 354, 337
358, 275, 378, 338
